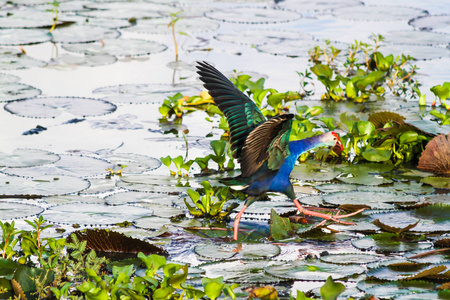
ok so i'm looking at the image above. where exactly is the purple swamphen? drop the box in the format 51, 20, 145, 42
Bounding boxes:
196, 61, 364, 240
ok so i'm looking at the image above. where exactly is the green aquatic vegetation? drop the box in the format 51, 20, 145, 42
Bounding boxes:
0, 221, 22, 259
309, 35, 420, 102
430, 82, 450, 110
160, 155, 193, 177
185, 180, 237, 220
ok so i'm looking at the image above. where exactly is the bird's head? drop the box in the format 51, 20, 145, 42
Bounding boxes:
319, 131, 343, 151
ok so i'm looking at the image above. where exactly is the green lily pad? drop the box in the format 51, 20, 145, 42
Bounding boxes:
383, 30, 450, 46
421, 176, 450, 189
62, 38, 168, 57
42, 203, 152, 226
420, 194, 450, 205
323, 191, 418, 209
44, 195, 104, 205
117, 174, 201, 195
291, 161, 341, 182
0, 149, 59, 167
79, 178, 118, 195
233, 199, 297, 218
367, 262, 450, 281
0, 50, 47, 70
332, 5, 427, 21
361, 280, 437, 299
215, 29, 313, 46
47, 53, 117, 68
257, 38, 323, 58
92, 83, 201, 104
395, 291, 445, 300
3, 155, 113, 178
199, 260, 286, 283
278, 0, 363, 12
336, 163, 393, 185
81, 2, 177, 19
351, 234, 433, 253
380, 44, 450, 60
205, 7, 301, 24
0, 83, 41, 102
51, 25, 120, 43
4, 96, 117, 118
0, 73, 20, 84
0, 8, 70, 28
296, 195, 326, 207
264, 259, 365, 281
123, 18, 220, 34
320, 253, 381, 265
315, 183, 358, 193
409, 15, 450, 31
105, 191, 177, 206
134, 216, 171, 230
195, 243, 280, 260
0, 28, 51, 45
0, 201, 44, 220
103, 153, 161, 173
393, 181, 435, 195
0, 175, 90, 196
137, 203, 184, 218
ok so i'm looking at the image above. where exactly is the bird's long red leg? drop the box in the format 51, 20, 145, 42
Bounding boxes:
233, 204, 248, 240
293, 199, 365, 225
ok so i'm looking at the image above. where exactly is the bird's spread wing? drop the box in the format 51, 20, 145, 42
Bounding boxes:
240, 114, 294, 177
196, 61, 265, 160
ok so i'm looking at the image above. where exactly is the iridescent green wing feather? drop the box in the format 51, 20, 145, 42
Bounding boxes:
239, 114, 293, 177
197, 61, 266, 160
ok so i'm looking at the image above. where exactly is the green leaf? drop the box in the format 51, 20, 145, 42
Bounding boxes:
399, 131, 418, 144
270, 209, 293, 241
168, 265, 188, 289
362, 146, 392, 162
153, 286, 175, 300
354, 120, 375, 136
311, 64, 333, 79
160, 156, 172, 168
355, 71, 386, 91
211, 140, 226, 157
202, 277, 225, 300
172, 155, 184, 171
137, 253, 166, 276
320, 276, 345, 300
13, 265, 55, 298
431, 84, 450, 101
345, 80, 357, 99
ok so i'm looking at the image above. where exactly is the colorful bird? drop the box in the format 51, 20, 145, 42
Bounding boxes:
196, 61, 364, 240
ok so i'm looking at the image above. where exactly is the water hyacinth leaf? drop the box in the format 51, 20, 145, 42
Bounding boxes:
69, 229, 168, 258
0, 175, 90, 196
270, 209, 293, 241
4, 97, 117, 118
93, 83, 201, 104
124, 18, 219, 35
42, 203, 152, 226
0, 83, 42, 102
351, 234, 433, 253
264, 259, 365, 281
47, 53, 118, 68
418, 134, 450, 176
320, 276, 345, 300
51, 25, 120, 43
62, 38, 168, 57
0, 149, 59, 167
200, 260, 286, 284
320, 253, 381, 265
332, 5, 427, 21
3, 155, 113, 178
205, 7, 301, 24
0, 29, 51, 45
0, 201, 44, 219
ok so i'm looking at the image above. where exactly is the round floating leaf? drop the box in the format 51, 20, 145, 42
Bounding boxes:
195, 243, 280, 260
379, 44, 450, 60
336, 163, 393, 185
93, 83, 201, 104
105, 191, 177, 206
383, 31, 450, 46
351, 234, 433, 253
296, 195, 325, 207
205, 7, 301, 24
42, 203, 152, 225
62, 38, 167, 57
256, 38, 321, 57
4, 96, 117, 118
137, 203, 184, 218
323, 191, 418, 209
409, 15, 450, 31
418, 134, 450, 176
392, 181, 435, 195
0, 73, 20, 84
215, 29, 313, 46
367, 263, 450, 281
0, 83, 41, 102
0, 53, 47, 70
0, 175, 90, 196
315, 183, 358, 193
200, 260, 286, 283
51, 25, 120, 43
232, 199, 297, 219
117, 174, 200, 195
89, 114, 144, 131
0, 201, 44, 219
0, 149, 59, 167
265, 259, 365, 281
124, 18, 220, 34
79, 178, 118, 195
278, 0, 363, 12
104, 153, 161, 173
0, 8, 70, 28
81, 2, 177, 19
320, 253, 381, 265
134, 216, 171, 230
291, 161, 341, 182
0, 29, 51, 45
47, 53, 117, 68
362, 280, 437, 299
3, 155, 113, 178
421, 177, 450, 189
332, 5, 427, 21
420, 194, 450, 206
44, 195, 104, 205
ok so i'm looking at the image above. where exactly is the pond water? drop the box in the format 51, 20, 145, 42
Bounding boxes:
0, 0, 450, 298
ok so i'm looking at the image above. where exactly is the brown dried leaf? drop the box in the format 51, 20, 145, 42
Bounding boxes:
373, 219, 419, 234
418, 134, 450, 175
401, 265, 447, 281
435, 239, 450, 248
368, 111, 405, 128
438, 282, 450, 290
11, 279, 26, 300
388, 262, 430, 271
248, 286, 278, 300
69, 229, 168, 259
